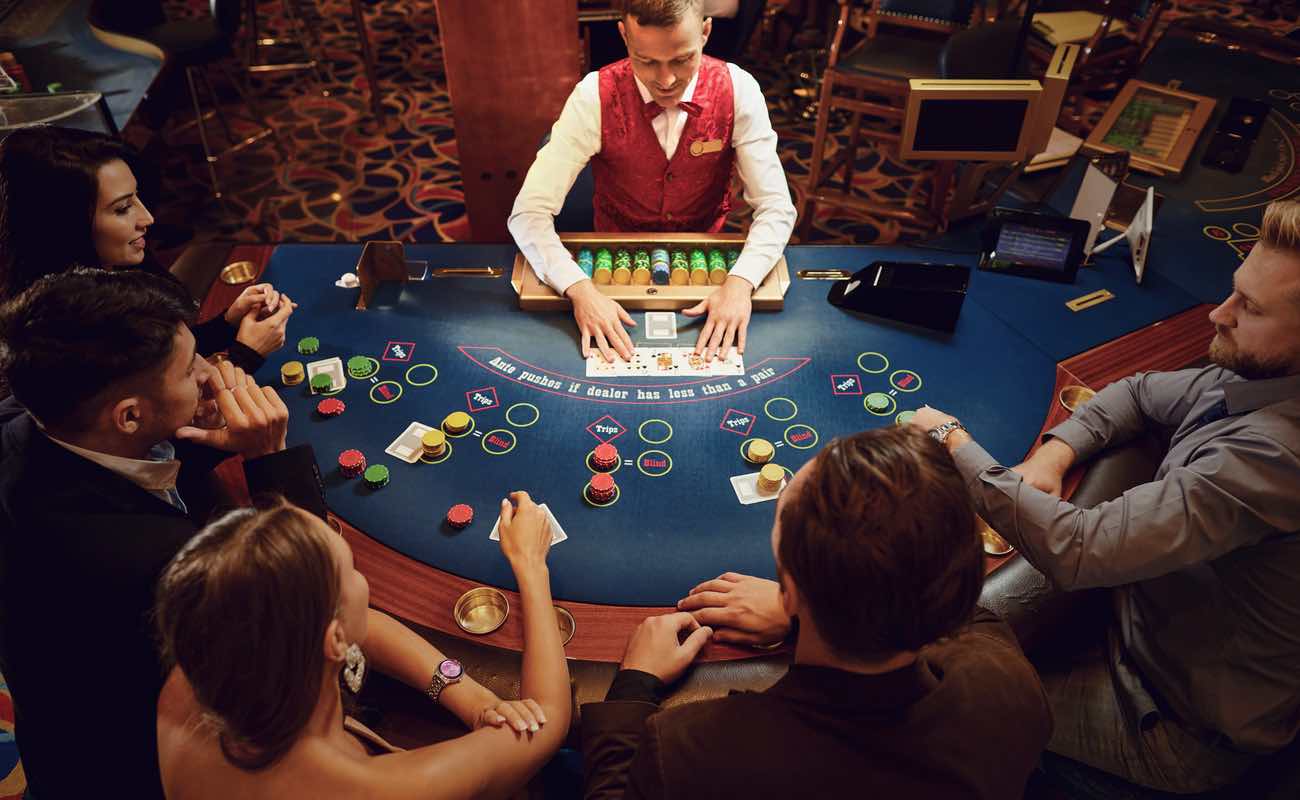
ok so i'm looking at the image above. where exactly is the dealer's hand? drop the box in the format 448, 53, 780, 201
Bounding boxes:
678, 572, 790, 646
620, 612, 712, 685
683, 274, 752, 362
567, 280, 635, 363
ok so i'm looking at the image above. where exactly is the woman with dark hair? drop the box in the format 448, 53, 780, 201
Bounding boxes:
0, 125, 291, 373
154, 494, 571, 798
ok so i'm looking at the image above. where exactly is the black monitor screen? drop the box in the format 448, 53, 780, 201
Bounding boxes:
991, 222, 1074, 271
913, 99, 1029, 153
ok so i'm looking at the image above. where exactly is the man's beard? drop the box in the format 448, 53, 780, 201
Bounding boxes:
1208, 333, 1292, 379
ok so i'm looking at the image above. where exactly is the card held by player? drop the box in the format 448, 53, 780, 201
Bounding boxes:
508, 0, 795, 363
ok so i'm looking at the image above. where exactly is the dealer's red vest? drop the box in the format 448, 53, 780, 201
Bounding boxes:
592, 56, 735, 232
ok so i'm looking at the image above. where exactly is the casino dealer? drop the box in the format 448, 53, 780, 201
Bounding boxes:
507, 0, 795, 364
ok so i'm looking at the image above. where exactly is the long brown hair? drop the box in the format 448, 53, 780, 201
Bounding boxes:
777, 426, 984, 660
155, 501, 341, 770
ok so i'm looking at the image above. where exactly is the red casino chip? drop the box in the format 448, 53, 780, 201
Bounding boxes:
446, 503, 474, 529
338, 449, 366, 477
587, 472, 617, 503
317, 397, 346, 417
591, 442, 619, 470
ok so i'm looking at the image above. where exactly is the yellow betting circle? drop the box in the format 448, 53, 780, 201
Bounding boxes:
764, 397, 798, 422
505, 402, 541, 428
739, 438, 774, 465
480, 429, 517, 456
863, 393, 897, 417
638, 418, 673, 444
582, 481, 622, 508
369, 380, 403, 404
419, 440, 453, 465
889, 369, 923, 392
857, 351, 890, 374
443, 415, 476, 439
635, 449, 674, 478
404, 363, 438, 386
585, 448, 622, 475
783, 423, 819, 450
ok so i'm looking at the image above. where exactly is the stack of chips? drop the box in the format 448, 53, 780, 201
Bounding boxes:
443, 411, 472, 435
651, 248, 671, 285
363, 464, 390, 489
281, 361, 305, 386
422, 429, 447, 459
757, 463, 784, 495
590, 443, 619, 471
670, 250, 690, 285
708, 249, 728, 285
576, 249, 595, 278
347, 355, 376, 379
745, 438, 774, 464
446, 503, 474, 529
632, 250, 651, 285
594, 248, 614, 285
309, 373, 334, 394
316, 397, 346, 418
586, 472, 617, 504
297, 336, 320, 356
726, 249, 740, 269
338, 449, 367, 478
612, 249, 632, 285
689, 249, 709, 285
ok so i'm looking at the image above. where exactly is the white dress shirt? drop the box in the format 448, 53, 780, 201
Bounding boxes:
508, 62, 796, 296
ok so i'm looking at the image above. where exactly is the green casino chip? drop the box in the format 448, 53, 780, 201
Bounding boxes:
347, 355, 377, 378
309, 373, 333, 393
363, 464, 390, 489
297, 336, 320, 355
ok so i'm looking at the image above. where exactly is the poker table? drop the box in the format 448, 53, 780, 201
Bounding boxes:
202, 235, 1215, 662
192, 24, 1300, 664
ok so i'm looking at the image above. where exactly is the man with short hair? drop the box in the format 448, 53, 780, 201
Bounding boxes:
0, 269, 321, 799
903, 199, 1300, 792
509, 0, 796, 364
582, 427, 1051, 799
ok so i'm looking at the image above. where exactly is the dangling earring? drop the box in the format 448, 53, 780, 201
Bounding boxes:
342, 643, 366, 693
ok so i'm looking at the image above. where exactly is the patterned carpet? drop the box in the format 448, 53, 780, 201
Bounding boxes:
134, 0, 1297, 257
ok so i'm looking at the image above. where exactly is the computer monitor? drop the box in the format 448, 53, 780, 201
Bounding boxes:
901, 80, 1042, 162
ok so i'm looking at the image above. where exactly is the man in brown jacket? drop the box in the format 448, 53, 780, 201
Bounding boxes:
581, 426, 1052, 799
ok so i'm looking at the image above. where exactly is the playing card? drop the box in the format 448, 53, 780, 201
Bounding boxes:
306, 357, 346, 391
644, 312, 678, 340
585, 346, 745, 377
490, 503, 568, 545
730, 472, 785, 505
385, 421, 433, 463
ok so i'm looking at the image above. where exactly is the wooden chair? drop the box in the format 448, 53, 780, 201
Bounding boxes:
797, 0, 985, 239
1028, 0, 1167, 135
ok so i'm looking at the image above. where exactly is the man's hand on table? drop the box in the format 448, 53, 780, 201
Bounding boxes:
908, 405, 971, 455
567, 279, 635, 363
684, 274, 752, 362
620, 612, 713, 684
677, 572, 790, 646
1010, 439, 1076, 497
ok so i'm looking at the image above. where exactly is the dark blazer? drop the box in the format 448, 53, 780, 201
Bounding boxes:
582, 609, 1053, 800
0, 398, 317, 799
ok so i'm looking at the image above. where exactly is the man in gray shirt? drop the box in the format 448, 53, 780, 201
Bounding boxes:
910, 199, 1300, 793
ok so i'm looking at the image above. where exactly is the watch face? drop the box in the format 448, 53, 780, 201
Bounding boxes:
438, 659, 463, 680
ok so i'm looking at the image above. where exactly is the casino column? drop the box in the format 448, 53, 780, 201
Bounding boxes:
434, 0, 579, 240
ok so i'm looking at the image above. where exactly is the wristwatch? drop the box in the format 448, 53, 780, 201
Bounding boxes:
928, 420, 968, 445
425, 658, 464, 703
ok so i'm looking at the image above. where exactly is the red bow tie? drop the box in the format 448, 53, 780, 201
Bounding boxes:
643, 100, 703, 121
